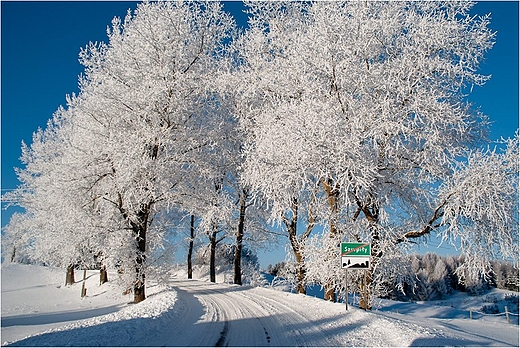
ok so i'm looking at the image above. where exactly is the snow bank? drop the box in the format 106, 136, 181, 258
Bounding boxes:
1, 264, 177, 346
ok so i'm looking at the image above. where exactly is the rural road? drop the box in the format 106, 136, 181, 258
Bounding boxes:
162, 279, 341, 346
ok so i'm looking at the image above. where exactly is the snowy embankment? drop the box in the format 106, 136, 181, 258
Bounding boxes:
1, 263, 518, 347
1, 264, 178, 346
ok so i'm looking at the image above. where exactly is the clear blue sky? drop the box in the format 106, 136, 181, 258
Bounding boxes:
1, 1, 518, 268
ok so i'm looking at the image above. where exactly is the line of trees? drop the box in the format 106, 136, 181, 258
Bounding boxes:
383, 253, 519, 302
270, 254, 519, 302
3, 1, 518, 307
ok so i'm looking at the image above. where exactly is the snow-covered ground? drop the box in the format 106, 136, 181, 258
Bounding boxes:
1, 263, 518, 346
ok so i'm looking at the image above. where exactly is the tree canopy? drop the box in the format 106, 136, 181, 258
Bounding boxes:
3, 0, 518, 306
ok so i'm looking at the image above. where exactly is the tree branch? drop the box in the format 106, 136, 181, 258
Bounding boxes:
396, 191, 457, 244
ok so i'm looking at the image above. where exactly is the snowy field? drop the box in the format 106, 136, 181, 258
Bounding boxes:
1, 263, 518, 346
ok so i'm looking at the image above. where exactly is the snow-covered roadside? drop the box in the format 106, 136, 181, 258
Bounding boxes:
244, 284, 519, 347
2, 263, 519, 347
1, 264, 177, 346
376, 305, 519, 347
374, 289, 520, 347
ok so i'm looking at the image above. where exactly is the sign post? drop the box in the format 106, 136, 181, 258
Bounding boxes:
345, 268, 348, 311
341, 242, 371, 311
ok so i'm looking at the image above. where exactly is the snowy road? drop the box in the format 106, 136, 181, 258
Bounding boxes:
150, 279, 455, 347
158, 279, 519, 347
166, 279, 341, 346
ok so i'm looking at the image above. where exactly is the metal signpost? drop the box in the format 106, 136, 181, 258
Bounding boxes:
341, 242, 371, 311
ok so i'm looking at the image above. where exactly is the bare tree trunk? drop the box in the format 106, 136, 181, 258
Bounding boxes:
294, 249, 306, 294
210, 228, 217, 283
283, 193, 317, 295
95, 252, 109, 285
10, 246, 16, 263
357, 199, 381, 310
322, 179, 340, 302
100, 265, 108, 285
134, 275, 145, 303
132, 205, 149, 303
234, 189, 248, 285
359, 237, 381, 310
209, 179, 224, 284
134, 237, 146, 303
359, 270, 373, 310
188, 215, 195, 279
65, 264, 75, 286
113, 192, 151, 303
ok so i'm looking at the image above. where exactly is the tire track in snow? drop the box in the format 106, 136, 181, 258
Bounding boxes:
215, 314, 229, 347
237, 287, 341, 346
190, 282, 273, 346
229, 289, 307, 346
154, 282, 221, 346
223, 292, 272, 346
171, 279, 341, 346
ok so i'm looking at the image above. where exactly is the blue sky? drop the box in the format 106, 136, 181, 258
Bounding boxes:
1, 1, 518, 268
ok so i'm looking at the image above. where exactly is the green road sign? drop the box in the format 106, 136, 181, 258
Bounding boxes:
341, 242, 370, 257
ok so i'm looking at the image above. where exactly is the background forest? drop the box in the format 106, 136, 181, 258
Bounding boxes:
268, 253, 519, 303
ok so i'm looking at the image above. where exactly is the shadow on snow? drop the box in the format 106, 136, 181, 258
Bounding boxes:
5, 282, 510, 347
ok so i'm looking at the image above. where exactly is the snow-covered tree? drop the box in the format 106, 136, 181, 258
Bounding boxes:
2, 108, 107, 285
4, 1, 235, 302
193, 242, 263, 285
233, 0, 515, 308
430, 135, 519, 276
427, 257, 449, 300
229, 0, 322, 295
74, 0, 235, 301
